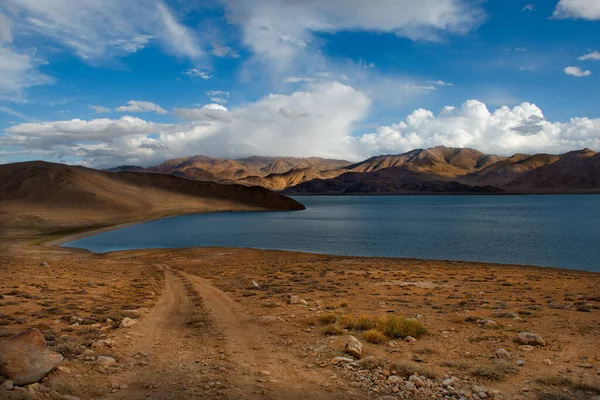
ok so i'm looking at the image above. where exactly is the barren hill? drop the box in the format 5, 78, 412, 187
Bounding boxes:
0, 161, 304, 235
507, 149, 600, 191
284, 167, 504, 195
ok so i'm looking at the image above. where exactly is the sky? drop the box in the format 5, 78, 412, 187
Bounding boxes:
0, 0, 599, 167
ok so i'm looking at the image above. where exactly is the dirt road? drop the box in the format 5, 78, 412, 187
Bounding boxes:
105, 266, 359, 400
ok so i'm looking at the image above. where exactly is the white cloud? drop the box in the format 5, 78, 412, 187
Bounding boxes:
427, 80, 454, 87
579, 51, 600, 61
358, 100, 600, 156
109, 35, 154, 53
522, 4, 536, 12
564, 66, 592, 77
210, 97, 228, 104
89, 105, 112, 114
224, 0, 484, 71
4, 0, 202, 61
184, 68, 211, 79
0, 13, 12, 42
553, 0, 600, 19
0, 47, 53, 102
0, 106, 28, 120
283, 76, 316, 84
115, 101, 168, 115
1, 82, 371, 166
2, 84, 599, 168
206, 90, 230, 97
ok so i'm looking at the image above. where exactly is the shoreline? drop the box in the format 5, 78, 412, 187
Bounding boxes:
38, 209, 599, 275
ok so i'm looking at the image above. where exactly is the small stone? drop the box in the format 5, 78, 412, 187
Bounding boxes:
387, 340, 397, 348
443, 377, 457, 387
496, 348, 513, 360
388, 376, 402, 384
404, 336, 417, 343
481, 319, 499, 329
95, 356, 116, 367
252, 281, 260, 288
409, 374, 425, 388
259, 370, 271, 376
515, 332, 546, 346
119, 317, 137, 328
344, 335, 363, 359
544, 359, 552, 366
40, 262, 50, 268
330, 357, 354, 365
517, 360, 525, 366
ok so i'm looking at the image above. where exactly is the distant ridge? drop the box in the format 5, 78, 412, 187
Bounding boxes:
107, 146, 600, 194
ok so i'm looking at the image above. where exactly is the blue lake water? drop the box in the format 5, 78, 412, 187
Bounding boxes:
65, 195, 600, 272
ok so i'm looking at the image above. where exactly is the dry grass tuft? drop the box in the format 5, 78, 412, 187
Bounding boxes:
322, 323, 344, 336
363, 329, 388, 344
472, 361, 519, 381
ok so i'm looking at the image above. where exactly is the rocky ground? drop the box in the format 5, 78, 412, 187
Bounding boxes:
0, 243, 599, 400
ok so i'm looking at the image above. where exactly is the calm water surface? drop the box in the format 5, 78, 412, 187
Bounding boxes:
65, 195, 600, 271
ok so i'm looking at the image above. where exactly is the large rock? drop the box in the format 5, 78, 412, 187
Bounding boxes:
515, 332, 546, 346
344, 335, 363, 359
119, 317, 137, 328
0, 329, 63, 385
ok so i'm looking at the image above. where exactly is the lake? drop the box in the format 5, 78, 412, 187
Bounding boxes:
64, 195, 600, 272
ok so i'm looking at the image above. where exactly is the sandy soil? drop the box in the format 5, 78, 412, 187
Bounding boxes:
1, 236, 599, 400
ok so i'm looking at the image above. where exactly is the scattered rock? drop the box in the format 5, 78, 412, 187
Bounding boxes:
544, 359, 552, 366
344, 335, 363, 359
387, 340, 398, 348
404, 336, 418, 343
256, 316, 283, 325
95, 356, 116, 367
515, 332, 546, 346
0, 329, 63, 385
409, 374, 425, 388
517, 360, 525, 366
330, 357, 354, 365
481, 319, 499, 329
1, 380, 14, 390
388, 376, 402, 384
518, 345, 535, 352
288, 295, 308, 305
119, 317, 137, 328
496, 348, 513, 360
40, 262, 50, 268
252, 281, 260, 288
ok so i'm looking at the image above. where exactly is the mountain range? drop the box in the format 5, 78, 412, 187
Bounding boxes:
109, 146, 600, 194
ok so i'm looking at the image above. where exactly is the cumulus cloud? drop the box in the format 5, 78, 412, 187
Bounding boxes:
564, 66, 592, 77
3, 0, 202, 61
553, 0, 600, 19
358, 100, 600, 156
2, 83, 599, 168
115, 101, 168, 115
0, 47, 54, 102
579, 51, 600, 60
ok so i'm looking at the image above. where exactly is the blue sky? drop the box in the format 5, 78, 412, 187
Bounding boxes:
0, 0, 599, 167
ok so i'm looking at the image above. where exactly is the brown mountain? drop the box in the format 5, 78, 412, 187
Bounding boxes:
507, 149, 600, 191
343, 146, 506, 178
283, 167, 504, 195
139, 155, 350, 181
0, 161, 304, 235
